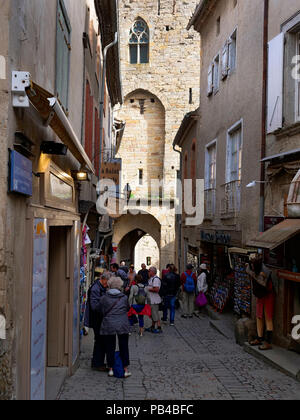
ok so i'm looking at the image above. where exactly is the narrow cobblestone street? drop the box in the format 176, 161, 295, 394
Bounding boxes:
58, 313, 300, 401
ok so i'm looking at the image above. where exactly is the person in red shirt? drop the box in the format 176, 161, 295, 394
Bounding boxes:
180, 264, 197, 318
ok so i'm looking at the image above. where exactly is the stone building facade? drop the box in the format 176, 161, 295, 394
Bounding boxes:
0, 0, 121, 400
113, 0, 201, 270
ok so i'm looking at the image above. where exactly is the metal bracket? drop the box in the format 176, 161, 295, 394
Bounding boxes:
12, 71, 31, 108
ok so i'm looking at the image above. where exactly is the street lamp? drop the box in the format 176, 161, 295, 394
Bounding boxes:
246, 181, 268, 188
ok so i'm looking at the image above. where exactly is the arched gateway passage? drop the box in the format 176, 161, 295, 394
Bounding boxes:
112, 212, 162, 270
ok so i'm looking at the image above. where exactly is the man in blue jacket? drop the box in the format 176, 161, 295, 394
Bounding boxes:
84, 273, 109, 371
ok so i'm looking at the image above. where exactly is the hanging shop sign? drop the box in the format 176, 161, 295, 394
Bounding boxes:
9, 149, 32, 196
30, 218, 48, 401
100, 160, 121, 185
200, 230, 232, 245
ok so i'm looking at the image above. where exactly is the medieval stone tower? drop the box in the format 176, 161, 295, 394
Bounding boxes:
113, 0, 200, 270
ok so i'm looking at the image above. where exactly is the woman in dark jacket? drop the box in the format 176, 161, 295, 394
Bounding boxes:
99, 277, 131, 378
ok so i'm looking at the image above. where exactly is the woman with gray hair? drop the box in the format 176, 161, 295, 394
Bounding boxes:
99, 277, 132, 378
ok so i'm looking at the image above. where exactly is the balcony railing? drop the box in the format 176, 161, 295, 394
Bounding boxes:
204, 188, 216, 217
220, 181, 241, 215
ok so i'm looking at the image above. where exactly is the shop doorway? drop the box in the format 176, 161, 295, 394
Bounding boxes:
46, 226, 71, 399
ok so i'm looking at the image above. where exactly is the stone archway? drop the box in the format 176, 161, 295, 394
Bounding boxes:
112, 208, 176, 272
113, 212, 162, 269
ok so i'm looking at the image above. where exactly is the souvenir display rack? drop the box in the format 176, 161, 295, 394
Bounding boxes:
231, 253, 251, 316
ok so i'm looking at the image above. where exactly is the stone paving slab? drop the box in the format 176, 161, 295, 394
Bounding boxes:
58, 313, 300, 401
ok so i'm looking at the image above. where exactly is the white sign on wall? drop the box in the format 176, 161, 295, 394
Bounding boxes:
30, 219, 48, 401
0, 56, 6, 80
0, 315, 6, 340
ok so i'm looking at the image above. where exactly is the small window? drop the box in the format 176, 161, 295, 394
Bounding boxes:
228, 30, 237, 73
227, 124, 242, 183
208, 55, 220, 96
129, 19, 149, 64
217, 17, 221, 36
205, 142, 217, 190
189, 88, 193, 104
213, 55, 220, 92
139, 169, 143, 186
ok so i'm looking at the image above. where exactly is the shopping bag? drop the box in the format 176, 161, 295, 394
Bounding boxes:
113, 351, 124, 378
195, 292, 208, 308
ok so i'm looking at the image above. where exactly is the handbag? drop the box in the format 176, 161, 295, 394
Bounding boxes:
113, 351, 124, 378
196, 292, 208, 308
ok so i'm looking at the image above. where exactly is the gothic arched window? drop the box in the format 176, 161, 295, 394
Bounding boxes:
129, 19, 149, 64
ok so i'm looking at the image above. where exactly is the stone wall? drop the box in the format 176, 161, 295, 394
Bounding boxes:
0, 0, 11, 400
115, 0, 200, 268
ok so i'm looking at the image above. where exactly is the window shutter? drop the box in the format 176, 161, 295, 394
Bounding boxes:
56, 0, 71, 111
221, 42, 229, 79
267, 33, 284, 133
207, 63, 213, 96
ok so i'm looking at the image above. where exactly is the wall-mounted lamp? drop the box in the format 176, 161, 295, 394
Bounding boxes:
246, 181, 268, 188
72, 170, 90, 182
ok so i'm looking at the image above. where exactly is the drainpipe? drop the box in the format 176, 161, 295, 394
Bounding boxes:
99, 32, 118, 178
259, 0, 269, 233
173, 143, 182, 271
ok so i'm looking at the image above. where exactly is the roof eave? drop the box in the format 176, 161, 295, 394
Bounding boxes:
173, 111, 199, 148
187, 0, 218, 32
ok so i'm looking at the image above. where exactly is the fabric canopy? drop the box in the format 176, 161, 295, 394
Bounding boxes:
247, 219, 300, 250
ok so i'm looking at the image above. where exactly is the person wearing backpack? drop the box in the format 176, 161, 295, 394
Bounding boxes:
161, 265, 181, 326
147, 267, 163, 333
128, 275, 151, 337
180, 264, 197, 318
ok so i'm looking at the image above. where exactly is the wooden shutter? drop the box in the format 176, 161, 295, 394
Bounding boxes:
221, 42, 229, 79
94, 109, 100, 176
85, 81, 93, 161
267, 33, 284, 133
207, 63, 213, 96
56, 0, 71, 111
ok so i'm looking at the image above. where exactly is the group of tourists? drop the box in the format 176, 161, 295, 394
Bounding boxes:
84, 261, 209, 379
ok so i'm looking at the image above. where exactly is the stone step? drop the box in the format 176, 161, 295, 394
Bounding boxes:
244, 342, 300, 382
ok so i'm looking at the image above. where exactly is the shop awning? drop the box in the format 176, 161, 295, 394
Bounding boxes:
26, 82, 95, 174
247, 219, 300, 250
228, 247, 257, 255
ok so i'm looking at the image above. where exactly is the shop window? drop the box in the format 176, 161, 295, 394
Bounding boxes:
56, 0, 71, 112
129, 19, 150, 64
